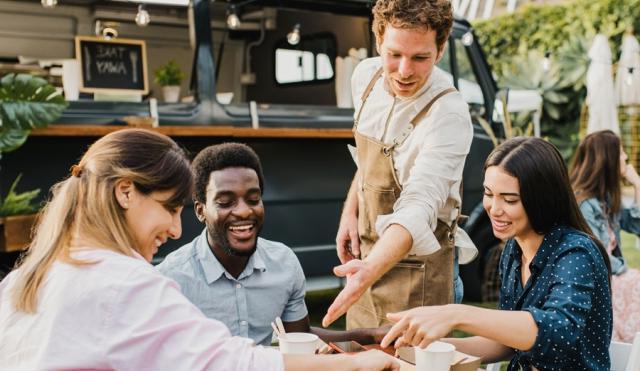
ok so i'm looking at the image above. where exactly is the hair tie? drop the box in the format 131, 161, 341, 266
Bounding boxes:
70, 164, 83, 178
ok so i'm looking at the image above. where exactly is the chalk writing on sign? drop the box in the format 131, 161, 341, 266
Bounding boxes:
75, 36, 148, 94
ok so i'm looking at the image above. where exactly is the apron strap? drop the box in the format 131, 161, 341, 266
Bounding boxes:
387, 87, 458, 151
410, 87, 458, 126
354, 67, 384, 131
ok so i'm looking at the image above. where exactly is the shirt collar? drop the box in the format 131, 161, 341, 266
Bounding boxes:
196, 229, 267, 284
510, 225, 566, 273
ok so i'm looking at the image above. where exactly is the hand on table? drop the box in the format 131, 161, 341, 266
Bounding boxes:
336, 212, 361, 264
322, 259, 373, 327
380, 305, 457, 349
351, 349, 400, 371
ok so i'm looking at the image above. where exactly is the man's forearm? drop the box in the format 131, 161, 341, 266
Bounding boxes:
342, 171, 360, 217
310, 326, 377, 345
362, 224, 413, 284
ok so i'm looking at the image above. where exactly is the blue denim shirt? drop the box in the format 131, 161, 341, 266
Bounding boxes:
499, 225, 612, 371
156, 230, 308, 346
579, 198, 640, 275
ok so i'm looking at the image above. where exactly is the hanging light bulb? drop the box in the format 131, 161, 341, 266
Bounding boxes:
541, 51, 551, 72
287, 23, 301, 46
627, 67, 635, 86
135, 4, 151, 27
41, 0, 57, 8
226, 6, 241, 30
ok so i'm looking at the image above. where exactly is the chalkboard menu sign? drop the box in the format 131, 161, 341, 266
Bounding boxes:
75, 36, 148, 94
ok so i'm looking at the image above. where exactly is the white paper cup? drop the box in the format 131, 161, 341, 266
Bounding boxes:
415, 341, 456, 371
278, 332, 319, 354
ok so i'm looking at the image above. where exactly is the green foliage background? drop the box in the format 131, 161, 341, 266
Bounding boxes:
473, 0, 640, 158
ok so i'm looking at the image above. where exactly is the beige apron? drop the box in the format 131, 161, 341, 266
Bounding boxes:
346, 68, 459, 329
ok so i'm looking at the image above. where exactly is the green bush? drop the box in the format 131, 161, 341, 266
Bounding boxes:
473, 0, 640, 158
154, 60, 185, 87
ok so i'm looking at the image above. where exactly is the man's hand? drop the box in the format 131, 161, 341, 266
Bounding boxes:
322, 259, 373, 327
380, 305, 457, 349
336, 212, 361, 264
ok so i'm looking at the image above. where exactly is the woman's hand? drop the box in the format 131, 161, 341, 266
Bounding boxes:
623, 163, 640, 187
350, 350, 400, 371
380, 305, 459, 349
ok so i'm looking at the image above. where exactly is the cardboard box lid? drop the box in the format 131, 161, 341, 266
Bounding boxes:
396, 346, 482, 371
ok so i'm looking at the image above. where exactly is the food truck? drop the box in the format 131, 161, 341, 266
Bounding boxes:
0, 0, 513, 301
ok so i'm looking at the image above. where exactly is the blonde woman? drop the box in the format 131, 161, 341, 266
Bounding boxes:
0, 129, 397, 371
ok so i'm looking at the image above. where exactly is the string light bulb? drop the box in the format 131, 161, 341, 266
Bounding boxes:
41, 0, 57, 8
135, 5, 151, 27
287, 23, 301, 46
226, 6, 241, 30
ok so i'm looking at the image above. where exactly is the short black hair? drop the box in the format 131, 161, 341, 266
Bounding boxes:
192, 143, 264, 203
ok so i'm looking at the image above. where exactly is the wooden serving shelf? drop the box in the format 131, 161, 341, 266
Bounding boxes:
31, 125, 354, 139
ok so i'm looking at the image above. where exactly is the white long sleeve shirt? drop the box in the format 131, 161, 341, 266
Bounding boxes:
0, 248, 284, 371
351, 57, 477, 263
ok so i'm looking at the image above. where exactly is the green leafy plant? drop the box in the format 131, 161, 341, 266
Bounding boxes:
472, 0, 639, 159
154, 60, 185, 86
0, 174, 41, 217
0, 73, 68, 154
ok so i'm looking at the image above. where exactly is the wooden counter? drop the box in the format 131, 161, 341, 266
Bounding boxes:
31, 125, 354, 139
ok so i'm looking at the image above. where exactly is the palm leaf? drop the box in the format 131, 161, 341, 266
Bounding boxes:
0, 73, 68, 131
0, 127, 29, 153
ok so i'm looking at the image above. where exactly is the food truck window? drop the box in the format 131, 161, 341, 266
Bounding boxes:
274, 32, 336, 85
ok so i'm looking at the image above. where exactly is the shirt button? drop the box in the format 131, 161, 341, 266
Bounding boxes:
236, 283, 242, 289
240, 320, 247, 326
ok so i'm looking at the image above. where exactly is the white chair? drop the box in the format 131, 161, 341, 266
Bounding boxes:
613, 332, 640, 371
483, 332, 640, 371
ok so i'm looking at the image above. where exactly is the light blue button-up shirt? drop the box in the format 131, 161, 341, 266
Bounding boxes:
156, 229, 308, 346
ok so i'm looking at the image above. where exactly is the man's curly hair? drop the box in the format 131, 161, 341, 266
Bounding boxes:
372, 0, 453, 50
192, 143, 265, 203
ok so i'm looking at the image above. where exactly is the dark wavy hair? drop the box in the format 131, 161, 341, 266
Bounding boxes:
485, 137, 611, 273
192, 143, 264, 203
570, 130, 622, 216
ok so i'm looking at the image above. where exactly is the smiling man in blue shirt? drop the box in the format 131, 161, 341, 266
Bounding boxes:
158, 143, 382, 346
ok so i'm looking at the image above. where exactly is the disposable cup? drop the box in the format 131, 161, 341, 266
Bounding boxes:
414, 341, 455, 371
278, 332, 319, 354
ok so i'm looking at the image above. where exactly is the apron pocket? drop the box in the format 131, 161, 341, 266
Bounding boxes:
359, 183, 398, 244
370, 258, 426, 316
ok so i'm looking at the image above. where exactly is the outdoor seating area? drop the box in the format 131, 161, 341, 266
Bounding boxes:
1, 0, 640, 370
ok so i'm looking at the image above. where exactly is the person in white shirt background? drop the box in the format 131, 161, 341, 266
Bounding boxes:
323, 0, 476, 329
0, 128, 397, 371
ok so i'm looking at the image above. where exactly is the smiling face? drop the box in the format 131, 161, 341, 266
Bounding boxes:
195, 167, 264, 257
482, 166, 537, 243
121, 184, 184, 262
377, 24, 443, 98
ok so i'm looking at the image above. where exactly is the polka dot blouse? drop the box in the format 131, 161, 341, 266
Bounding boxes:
499, 225, 612, 371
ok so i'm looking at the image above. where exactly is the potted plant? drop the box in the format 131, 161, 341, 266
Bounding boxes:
154, 60, 185, 103
0, 73, 67, 252
0, 175, 40, 252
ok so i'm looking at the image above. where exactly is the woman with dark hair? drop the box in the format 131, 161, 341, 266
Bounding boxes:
380, 137, 612, 370
0, 129, 397, 371
570, 129, 640, 343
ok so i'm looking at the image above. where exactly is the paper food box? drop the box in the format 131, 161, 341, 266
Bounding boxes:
396, 346, 482, 371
